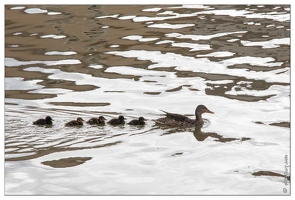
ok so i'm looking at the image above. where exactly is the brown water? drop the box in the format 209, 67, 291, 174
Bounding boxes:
5, 5, 290, 195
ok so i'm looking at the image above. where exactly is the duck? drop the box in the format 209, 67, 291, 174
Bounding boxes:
86, 116, 106, 125
65, 117, 84, 127
33, 116, 53, 125
155, 105, 214, 128
128, 117, 146, 125
107, 115, 125, 125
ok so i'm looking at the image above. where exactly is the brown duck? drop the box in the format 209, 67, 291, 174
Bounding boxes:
33, 116, 53, 125
156, 105, 214, 127
86, 116, 106, 125
128, 117, 146, 125
107, 115, 125, 125
65, 117, 84, 127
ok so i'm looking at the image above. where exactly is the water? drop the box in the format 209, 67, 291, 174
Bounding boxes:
5, 5, 290, 195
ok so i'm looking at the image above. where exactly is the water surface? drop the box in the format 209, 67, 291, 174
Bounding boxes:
5, 5, 290, 195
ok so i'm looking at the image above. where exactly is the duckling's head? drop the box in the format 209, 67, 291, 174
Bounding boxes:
139, 117, 145, 122
195, 105, 214, 116
118, 115, 125, 121
77, 117, 84, 122
45, 116, 53, 121
99, 116, 105, 122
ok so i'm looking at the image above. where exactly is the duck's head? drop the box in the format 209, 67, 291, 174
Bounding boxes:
77, 117, 84, 122
99, 116, 106, 122
195, 105, 214, 116
118, 115, 125, 121
46, 116, 53, 121
139, 117, 145, 122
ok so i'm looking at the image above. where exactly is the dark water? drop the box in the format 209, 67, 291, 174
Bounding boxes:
5, 5, 290, 195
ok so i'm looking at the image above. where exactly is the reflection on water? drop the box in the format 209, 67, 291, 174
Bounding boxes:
5, 5, 290, 195
193, 126, 251, 142
42, 157, 92, 168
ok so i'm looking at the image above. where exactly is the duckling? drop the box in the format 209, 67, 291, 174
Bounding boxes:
33, 116, 53, 125
128, 117, 146, 125
87, 116, 106, 125
65, 117, 84, 127
107, 115, 125, 125
156, 105, 214, 128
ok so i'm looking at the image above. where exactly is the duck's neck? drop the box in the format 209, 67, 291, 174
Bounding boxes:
195, 113, 203, 122
195, 109, 204, 123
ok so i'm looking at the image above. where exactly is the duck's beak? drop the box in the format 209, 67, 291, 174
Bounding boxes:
206, 109, 214, 114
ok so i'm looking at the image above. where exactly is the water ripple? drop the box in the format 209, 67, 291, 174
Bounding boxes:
5, 5, 290, 195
